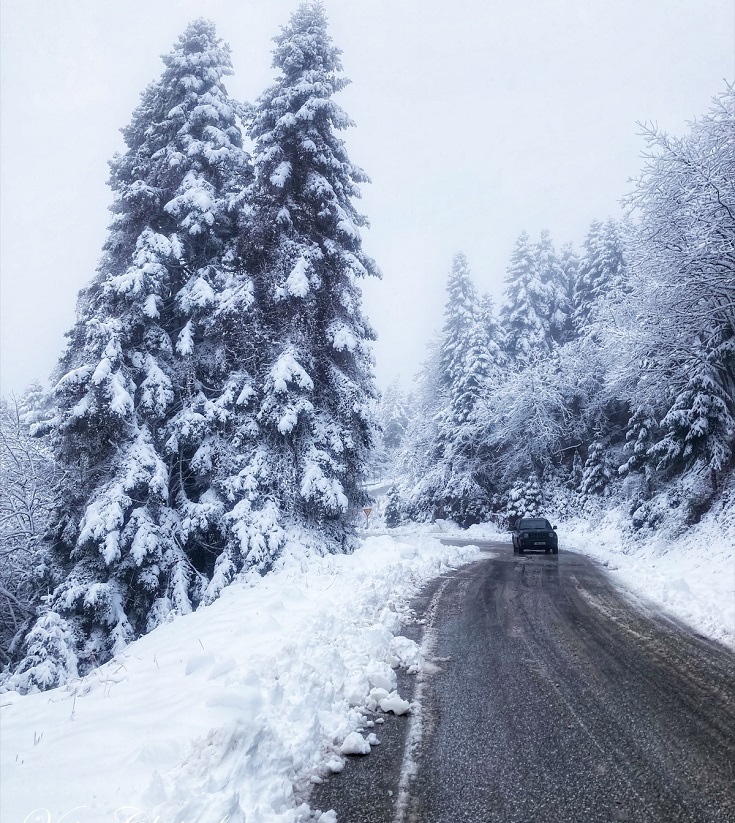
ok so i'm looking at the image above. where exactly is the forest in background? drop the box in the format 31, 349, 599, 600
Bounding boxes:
1, 0, 733, 693
376, 87, 734, 531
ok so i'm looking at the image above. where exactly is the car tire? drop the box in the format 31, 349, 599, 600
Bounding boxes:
545, 548, 550, 554
552, 547, 558, 555
518, 546, 524, 554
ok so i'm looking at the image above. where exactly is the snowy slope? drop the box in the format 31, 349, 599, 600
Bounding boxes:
561, 506, 735, 649
1, 535, 482, 823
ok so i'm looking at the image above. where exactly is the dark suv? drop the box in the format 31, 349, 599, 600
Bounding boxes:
511, 517, 559, 554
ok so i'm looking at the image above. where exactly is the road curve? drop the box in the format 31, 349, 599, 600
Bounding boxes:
311, 543, 735, 823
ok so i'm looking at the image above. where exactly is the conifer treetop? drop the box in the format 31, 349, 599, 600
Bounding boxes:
249, 0, 377, 272
272, 1, 344, 79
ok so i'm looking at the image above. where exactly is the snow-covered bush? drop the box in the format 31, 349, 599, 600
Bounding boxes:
0, 394, 60, 666
2, 611, 78, 694
507, 478, 543, 523
384, 486, 403, 528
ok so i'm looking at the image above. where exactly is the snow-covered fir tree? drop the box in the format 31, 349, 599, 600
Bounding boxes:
650, 358, 734, 480
243, 1, 380, 552
369, 381, 411, 480
384, 485, 403, 528
581, 437, 614, 496
573, 218, 627, 335
439, 253, 496, 425
619, 403, 658, 478
26, 20, 253, 676
478, 292, 506, 375
407, 254, 497, 525
535, 230, 570, 347
395, 339, 446, 520
5, 612, 79, 694
377, 381, 410, 451
500, 232, 554, 360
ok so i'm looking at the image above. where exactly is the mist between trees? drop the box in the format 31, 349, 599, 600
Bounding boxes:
378, 88, 734, 532
1, 1, 733, 693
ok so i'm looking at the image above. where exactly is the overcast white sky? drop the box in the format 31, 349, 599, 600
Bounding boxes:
1, 0, 733, 396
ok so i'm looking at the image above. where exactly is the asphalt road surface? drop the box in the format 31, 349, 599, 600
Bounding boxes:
311, 541, 735, 823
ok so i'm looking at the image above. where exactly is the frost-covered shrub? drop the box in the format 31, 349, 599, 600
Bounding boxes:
2, 611, 78, 694
0, 395, 60, 666
384, 486, 403, 528
507, 478, 543, 523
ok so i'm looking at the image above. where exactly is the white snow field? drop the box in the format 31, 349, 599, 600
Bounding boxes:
0, 534, 481, 823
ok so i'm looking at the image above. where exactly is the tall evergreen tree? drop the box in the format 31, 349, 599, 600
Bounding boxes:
558, 242, 580, 342
478, 292, 506, 369
535, 230, 570, 347
410, 254, 496, 525
573, 218, 627, 335
377, 381, 410, 451
439, 253, 494, 425
500, 232, 553, 360
244, 1, 380, 551
33, 20, 252, 674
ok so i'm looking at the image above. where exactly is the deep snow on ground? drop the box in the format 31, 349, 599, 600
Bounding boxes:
0, 534, 482, 823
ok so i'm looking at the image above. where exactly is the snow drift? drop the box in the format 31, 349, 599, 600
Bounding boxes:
0, 534, 481, 823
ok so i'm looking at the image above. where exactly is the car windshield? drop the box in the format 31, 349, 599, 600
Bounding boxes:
519, 518, 551, 530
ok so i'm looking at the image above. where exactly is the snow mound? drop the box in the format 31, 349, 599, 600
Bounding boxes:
0, 534, 481, 822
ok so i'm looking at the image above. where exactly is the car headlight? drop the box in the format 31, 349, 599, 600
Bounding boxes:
521, 532, 529, 538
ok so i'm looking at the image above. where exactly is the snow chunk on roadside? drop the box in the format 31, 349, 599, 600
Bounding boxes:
325, 756, 345, 773
367, 660, 397, 692
379, 692, 411, 716
391, 635, 422, 672
340, 732, 371, 755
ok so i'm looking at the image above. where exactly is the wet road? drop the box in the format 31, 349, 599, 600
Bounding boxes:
311, 542, 735, 823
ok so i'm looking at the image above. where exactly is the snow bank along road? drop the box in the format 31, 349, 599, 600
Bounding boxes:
313, 541, 735, 822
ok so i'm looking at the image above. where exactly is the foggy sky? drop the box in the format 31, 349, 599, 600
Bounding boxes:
1, 0, 733, 397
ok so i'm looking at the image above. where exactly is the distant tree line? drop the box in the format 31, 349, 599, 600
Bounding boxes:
382, 86, 734, 530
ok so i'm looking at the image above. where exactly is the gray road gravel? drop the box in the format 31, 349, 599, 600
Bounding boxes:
311, 542, 735, 822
